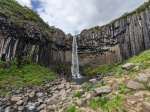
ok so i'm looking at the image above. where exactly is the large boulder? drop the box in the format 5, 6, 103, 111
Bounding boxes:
134, 73, 150, 83
122, 63, 135, 70
11, 96, 22, 102
126, 80, 145, 90
93, 86, 111, 96
141, 102, 150, 112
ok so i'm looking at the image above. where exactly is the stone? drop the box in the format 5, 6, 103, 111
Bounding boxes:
105, 93, 113, 100
93, 86, 111, 96
35, 102, 40, 107
11, 96, 22, 102
134, 73, 150, 83
112, 84, 119, 91
26, 102, 36, 111
58, 84, 64, 89
147, 82, 150, 88
134, 91, 150, 97
37, 98, 43, 103
126, 80, 145, 90
40, 109, 47, 112
85, 93, 92, 99
37, 104, 46, 111
29, 91, 35, 98
16, 100, 23, 105
4, 107, 11, 112
36, 92, 44, 98
45, 98, 56, 105
18, 106, 24, 111
141, 102, 150, 112
89, 79, 97, 84
75, 99, 86, 106
97, 108, 104, 112
122, 63, 135, 70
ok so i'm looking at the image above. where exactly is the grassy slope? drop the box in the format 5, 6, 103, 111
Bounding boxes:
82, 49, 150, 76
0, 0, 51, 38
0, 62, 56, 96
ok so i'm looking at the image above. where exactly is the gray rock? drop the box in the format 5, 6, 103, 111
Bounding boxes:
45, 98, 56, 105
126, 80, 145, 90
37, 104, 46, 111
89, 79, 97, 84
4, 107, 11, 112
97, 108, 104, 112
142, 102, 150, 112
147, 82, 150, 88
26, 102, 36, 111
134, 73, 150, 83
29, 91, 35, 98
16, 100, 23, 105
36, 92, 44, 98
75, 99, 86, 106
18, 106, 24, 111
105, 93, 113, 100
58, 84, 64, 89
112, 84, 119, 91
122, 63, 135, 70
11, 96, 22, 102
93, 86, 111, 96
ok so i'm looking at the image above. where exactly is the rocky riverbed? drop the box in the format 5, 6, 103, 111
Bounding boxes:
0, 63, 150, 112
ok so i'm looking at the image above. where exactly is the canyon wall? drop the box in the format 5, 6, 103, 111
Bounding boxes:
0, 13, 72, 66
1, 0, 150, 67
77, 6, 150, 65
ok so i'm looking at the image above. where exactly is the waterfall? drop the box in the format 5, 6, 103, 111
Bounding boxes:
71, 36, 82, 78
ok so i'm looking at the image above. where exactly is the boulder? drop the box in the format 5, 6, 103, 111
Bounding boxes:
37, 104, 46, 111
93, 86, 111, 96
89, 79, 97, 84
11, 96, 22, 102
122, 63, 135, 70
16, 100, 23, 105
18, 106, 24, 111
147, 82, 150, 88
29, 91, 35, 98
134, 73, 150, 83
126, 80, 145, 90
141, 102, 150, 112
97, 108, 104, 112
58, 84, 64, 89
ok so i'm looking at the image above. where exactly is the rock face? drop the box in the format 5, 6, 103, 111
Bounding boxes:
1, 0, 150, 67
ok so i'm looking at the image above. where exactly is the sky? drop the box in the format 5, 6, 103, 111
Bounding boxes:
16, 0, 148, 35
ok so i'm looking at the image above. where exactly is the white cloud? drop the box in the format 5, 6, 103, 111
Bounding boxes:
16, 0, 148, 35
16, 0, 32, 8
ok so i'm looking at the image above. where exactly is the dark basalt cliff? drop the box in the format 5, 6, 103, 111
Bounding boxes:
77, 1, 150, 65
0, 0, 72, 66
0, 0, 150, 68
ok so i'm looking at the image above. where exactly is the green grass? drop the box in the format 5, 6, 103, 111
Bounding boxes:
0, 61, 56, 96
63, 106, 81, 112
73, 91, 82, 98
81, 49, 150, 76
89, 95, 126, 112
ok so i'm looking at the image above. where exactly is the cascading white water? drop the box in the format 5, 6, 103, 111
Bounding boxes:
71, 36, 82, 79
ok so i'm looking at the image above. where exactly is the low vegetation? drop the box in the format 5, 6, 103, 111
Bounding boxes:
89, 95, 126, 112
0, 0, 51, 39
81, 49, 150, 76
0, 61, 56, 96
